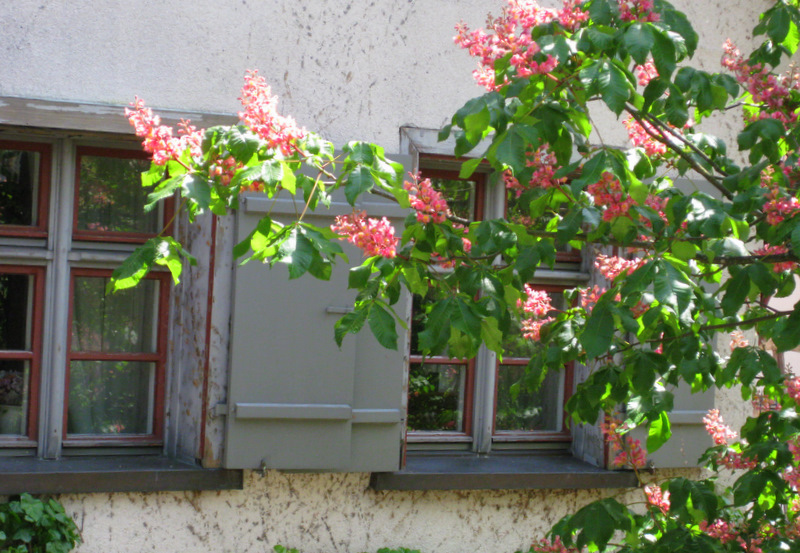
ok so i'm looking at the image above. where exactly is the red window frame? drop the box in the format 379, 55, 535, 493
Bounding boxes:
0, 140, 52, 238
492, 285, 573, 443
72, 146, 174, 243
406, 165, 486, 441
0, 265, 44, 447
63, 268, 170, 447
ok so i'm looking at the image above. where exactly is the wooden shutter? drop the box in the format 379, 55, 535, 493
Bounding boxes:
223, 161, 410, 471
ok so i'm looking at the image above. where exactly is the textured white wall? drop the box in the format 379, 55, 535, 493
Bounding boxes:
0, 0, 773, 551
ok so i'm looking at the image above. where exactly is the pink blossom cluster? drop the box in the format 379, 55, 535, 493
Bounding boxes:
618, 0, 660, 22
703, 409, 758, 470
331, 211, 398, 258
404, 174, 451, 224
782, 437, 800, 491
587, 172, 638, 221
594, 253, 645, 282
635, 60, 659, 87
703, 409, 738, 446
518, 284, 555, 341
644, 484, 670, 515
753, 244, 797, 273
208, 156, 264, 192
762, 182, 800, 226
504, 144, 567, 196
623, 117, 668, 158
729, 330, 749, 351
787, 377, 800, 404
722, 40, 800, 128
579, 285, 605, 312
531, 536, 578, 553
126, 98, 205, 166
239, 70, 305, 156
454, 0, 588, 90
700, 519, 765, 553
601, 419, 647, 469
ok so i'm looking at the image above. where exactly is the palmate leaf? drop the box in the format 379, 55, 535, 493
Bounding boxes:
368, 303, 398, 350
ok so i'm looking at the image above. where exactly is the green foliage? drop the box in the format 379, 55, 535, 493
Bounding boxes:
120, 0, 800, 551
0, 494, 81, 553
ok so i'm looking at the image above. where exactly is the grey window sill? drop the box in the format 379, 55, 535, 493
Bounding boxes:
0, 456, 243, 494
370, 452, 638, 491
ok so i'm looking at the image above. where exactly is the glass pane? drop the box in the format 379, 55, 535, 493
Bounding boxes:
76, 153, 159, 233
0, 272, 33, 350
67, 360, 154, 435
407, 363, 466, 432
0, 360, 30, 435
495, 364, 562, 432
0, 149, 40, 226
430, 178, 477, 221
71, 276, 159, 353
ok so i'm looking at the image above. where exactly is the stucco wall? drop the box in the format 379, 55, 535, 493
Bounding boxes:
0, 0, 775, 552
62, 470, 703, 553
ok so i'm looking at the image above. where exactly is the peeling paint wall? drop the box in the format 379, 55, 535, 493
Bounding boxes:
0, 0, 775, 552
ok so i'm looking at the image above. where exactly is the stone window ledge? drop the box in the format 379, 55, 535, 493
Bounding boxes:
0, 455, 243, 494
370, 452, 637, 491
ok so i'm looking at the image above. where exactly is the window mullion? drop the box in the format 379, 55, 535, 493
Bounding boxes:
471, 345, 496, 453
39, 138, 74, 459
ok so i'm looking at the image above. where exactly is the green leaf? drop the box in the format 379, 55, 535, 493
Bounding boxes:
183, 174, 212, 212
145, 174, 183, 212
107, 239, 158, 292
280, 163, 296, 194
647, 411, 671, 452
227, 126, 260, 162
344, 166, 374, 205
623, 23, 655, 64
654, 260, 692, 313
580, 301, 614, 359
661, 7, 698, 56
334, 308, 368, 347
368, 304, 398, 350
672, 241, 698, 261
665, 88, 689, 127
344, 141, 375, 165
721, 269, 751, 316
277, 227, 315, 279
348, 265, 372, 289
597, 61, 631, 115
459, 157, 484, 179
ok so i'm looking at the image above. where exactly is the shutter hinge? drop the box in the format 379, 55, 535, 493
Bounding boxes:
209, 402, 229, 418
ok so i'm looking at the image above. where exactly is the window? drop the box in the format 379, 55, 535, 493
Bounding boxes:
0, 135, 171, 454
405, 162, 579, 454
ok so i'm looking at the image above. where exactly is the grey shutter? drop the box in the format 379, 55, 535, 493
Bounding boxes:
223, 158, 410, 471
631, 383, 715, 469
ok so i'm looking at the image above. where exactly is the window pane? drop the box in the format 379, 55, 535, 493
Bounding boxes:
76, 153, 159, 233
495, 365, 562, 432
0, 272, 34, 350
0, 149, 40, 226
67, 360, 154, 435
430, 178, 477, 221
0, 360, 29, 435
71, 276, 159, 353
408, 363, 466, 432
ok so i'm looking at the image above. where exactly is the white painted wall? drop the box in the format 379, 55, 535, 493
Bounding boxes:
0, 1, 774, 552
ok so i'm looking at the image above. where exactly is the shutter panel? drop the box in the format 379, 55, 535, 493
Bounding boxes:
631, 383, 714, 468
223, 157, 411, 471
